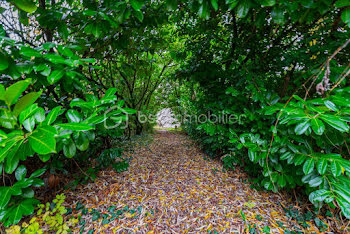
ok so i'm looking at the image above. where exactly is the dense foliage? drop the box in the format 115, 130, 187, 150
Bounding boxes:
169, 0, 350, 221
0, 0, 350, 228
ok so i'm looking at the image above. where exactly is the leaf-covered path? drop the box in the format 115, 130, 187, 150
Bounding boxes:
66, 131, 304, 233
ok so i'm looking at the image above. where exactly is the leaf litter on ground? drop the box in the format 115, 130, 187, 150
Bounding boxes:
63, 131, 338, 233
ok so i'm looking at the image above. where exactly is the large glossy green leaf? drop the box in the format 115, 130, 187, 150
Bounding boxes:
334, 184, 350, 219
335, 196, 350, 219
320, 114, 349, 132
13, 91, 42, 117
248, 149, 257, 162
309, 189, 331, 203
29, 168, 46, 178
311, 118, 325, 135
66, 109, 82, 123
0, 84, 5, 100
0, 110, 16, 129
5, 139, 23, 174
331, 160, 342, 177
19, 104, 39, 124
0, 52, 9, 71
3, 198, 39, 226
47, 69, 65, 84
236, 0, 250, 18
15, 165, 27, 181
335, 0, 350, 7
22, 188, 34, 198
303, 158, 315, 174
83, 115, 107, 125
34, 108, 45, 123
341, 8, 350, 27
198, 1, 210, 19
28, 127, 56, 155
22, 115, 35, 132
324, 100, 338, 112
4, 79, 32, 107
20, 47, 41, 57
14, 0, 37, 13
280, 152, 292, 160
37, 125, 57, 136
74, 132, 89, 151
63, 139, 76, 158
317, 158, 327, 175
0, 136, 23, 163
43, 106, 62, 125
278, 175, 287, 187
294, 120, 310, 135
12, 178, 34, 189
0, 187, 12, 209
308, 175, 323, 187
86, 23, 101, 38
130, 0, 144, 11
211, 0, 218, 11
56, 123, 95, 131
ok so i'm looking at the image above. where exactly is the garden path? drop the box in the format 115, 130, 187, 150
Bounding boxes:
66, 131, 309, 233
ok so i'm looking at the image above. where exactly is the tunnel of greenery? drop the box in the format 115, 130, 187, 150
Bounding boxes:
0, 0, 350, 230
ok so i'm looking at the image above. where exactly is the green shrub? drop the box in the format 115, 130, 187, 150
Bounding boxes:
0, 79, 133, 226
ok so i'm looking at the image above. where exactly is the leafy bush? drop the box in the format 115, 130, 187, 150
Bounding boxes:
0, 79, 133, 226
169, 0, 350, 221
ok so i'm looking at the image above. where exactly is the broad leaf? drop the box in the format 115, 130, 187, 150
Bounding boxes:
56, 123, 95, 131
13, 91, 42, 117
29, 168, 46, 178
0, 52, 9, 71
295, 120, 310, 135
63, 139, 76, 158
28, 127, 56, 155
236, 0, 250, 18
311, 118, 325, 135
43, 106, 62, 125
309, 189, 331, 203
335, 0, 350, 7
320, 114, 349, 132
0, 187, 12, 209
15, 165, 27, 181
3, 199, 39, 226
211, 0, 218, 11
47, 69, 65, 84
317, 158, 327, 175
303, 158, 315, 174
341, 8, 350, 27
66, 109, 82, 123
331, 160, 342, 177
324, 100, 338, 112
22, 116, 35, 132
14, 0, 37, 13
19, 104, 39, 124
34, 108, 45, 123
4, 79, 32, 107
130, 0, 144, 11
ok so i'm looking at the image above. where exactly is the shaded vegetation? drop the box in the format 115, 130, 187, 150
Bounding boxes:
0, 0, 349, 231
